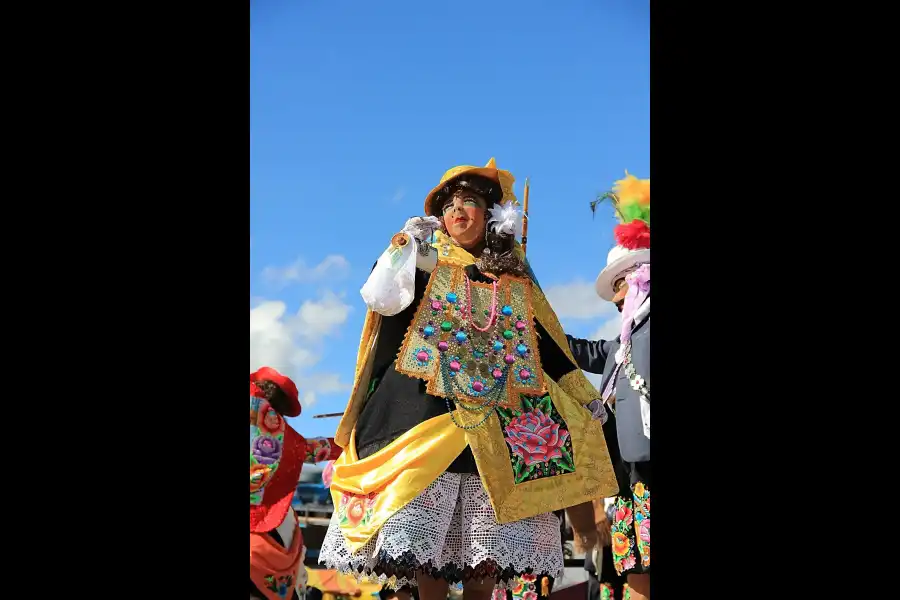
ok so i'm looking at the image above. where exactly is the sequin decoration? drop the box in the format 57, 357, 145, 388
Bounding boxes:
395, 264, 545, 409
496, 394, 576, 484
413, 347, 433, 367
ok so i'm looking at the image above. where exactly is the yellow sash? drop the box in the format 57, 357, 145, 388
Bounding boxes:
329, 415, 468, 551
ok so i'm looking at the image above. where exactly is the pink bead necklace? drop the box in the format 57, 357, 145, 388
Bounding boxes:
465, 276, 498, 332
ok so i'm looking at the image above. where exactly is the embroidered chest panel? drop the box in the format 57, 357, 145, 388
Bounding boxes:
396, 263, 545, 407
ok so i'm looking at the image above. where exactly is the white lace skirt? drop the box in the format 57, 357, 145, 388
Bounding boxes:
318, 472, 564, 590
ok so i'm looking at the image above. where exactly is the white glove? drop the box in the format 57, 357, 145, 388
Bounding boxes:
402, 216, 442, 243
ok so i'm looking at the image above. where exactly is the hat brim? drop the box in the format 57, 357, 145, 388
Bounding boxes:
424, 167, 502, 217
250, 425, 304, 533
595, 249, 650, 301
250, 367, 302, 417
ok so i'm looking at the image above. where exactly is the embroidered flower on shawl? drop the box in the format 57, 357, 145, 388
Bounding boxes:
252, 435, 283, 465
338, 491, 378, 528
503, 409, 570, 466
258, 402, 284, 435
250, 463, 272, 492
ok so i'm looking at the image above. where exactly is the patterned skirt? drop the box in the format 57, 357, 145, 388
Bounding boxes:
610, 461, 651, 576
318, 472, 564, 590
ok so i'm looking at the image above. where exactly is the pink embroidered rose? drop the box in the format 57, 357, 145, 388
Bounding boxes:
639, 518, 650, 542
257, 402, 284, 435
503, 409, 569, 466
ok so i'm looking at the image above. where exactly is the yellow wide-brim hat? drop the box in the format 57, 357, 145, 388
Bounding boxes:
423, 157, 519, 217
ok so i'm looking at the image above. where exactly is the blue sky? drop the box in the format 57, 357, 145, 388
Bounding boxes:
250, 0, 649, 437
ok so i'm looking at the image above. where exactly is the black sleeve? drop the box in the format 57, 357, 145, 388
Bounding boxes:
565, 335, 613, 374
536, 321, 583, 384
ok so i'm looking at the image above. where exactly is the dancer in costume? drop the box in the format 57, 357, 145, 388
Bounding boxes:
318, 158, 618, 600
566, 172, 650, 600
250, 367, 343, 600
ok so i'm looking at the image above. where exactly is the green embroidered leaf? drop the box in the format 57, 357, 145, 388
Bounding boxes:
496, 406, 515, 427
521, 395, 534, 411
513, 458, 525, 479
516, 463, 536, 484
559, 447, 575, 471
537, 395, 551, 414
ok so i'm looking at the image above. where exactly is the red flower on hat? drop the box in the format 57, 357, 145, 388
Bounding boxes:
257, 402, 284, 435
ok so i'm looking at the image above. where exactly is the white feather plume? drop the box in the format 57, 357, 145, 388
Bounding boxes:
487, 202, 523, 238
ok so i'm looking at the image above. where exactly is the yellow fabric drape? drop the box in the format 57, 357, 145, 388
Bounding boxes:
329, 416, 468, 551
331, 230, 618, 548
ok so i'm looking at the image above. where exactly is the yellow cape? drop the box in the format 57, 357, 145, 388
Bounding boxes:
330, 232, 617, 550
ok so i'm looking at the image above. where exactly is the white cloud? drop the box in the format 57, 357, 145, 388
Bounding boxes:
297, 373, 349, 409
541, 279, 623, 397
591, 316, 622, 342
291, 291, 353, 340
543, 280, 619, 320
249, 292, 354, 408
262, 255, 350, 288
390, 187, 406, 204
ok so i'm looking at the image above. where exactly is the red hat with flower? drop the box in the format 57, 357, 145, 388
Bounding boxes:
250, 367, 305, 533
250, 366, 301, 417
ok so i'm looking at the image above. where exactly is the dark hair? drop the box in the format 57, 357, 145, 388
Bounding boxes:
432, 174, 503, 214
253, 378, 294, 416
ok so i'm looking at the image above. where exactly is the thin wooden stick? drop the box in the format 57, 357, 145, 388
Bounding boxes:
521, 177, 530, 255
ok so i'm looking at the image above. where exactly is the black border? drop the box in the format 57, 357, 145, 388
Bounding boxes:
650, 0, 828, 593
104, 1, 823, 597
96, 3, 248, 597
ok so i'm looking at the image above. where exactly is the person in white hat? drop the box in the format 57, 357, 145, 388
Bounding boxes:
566, 172, 651, 600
